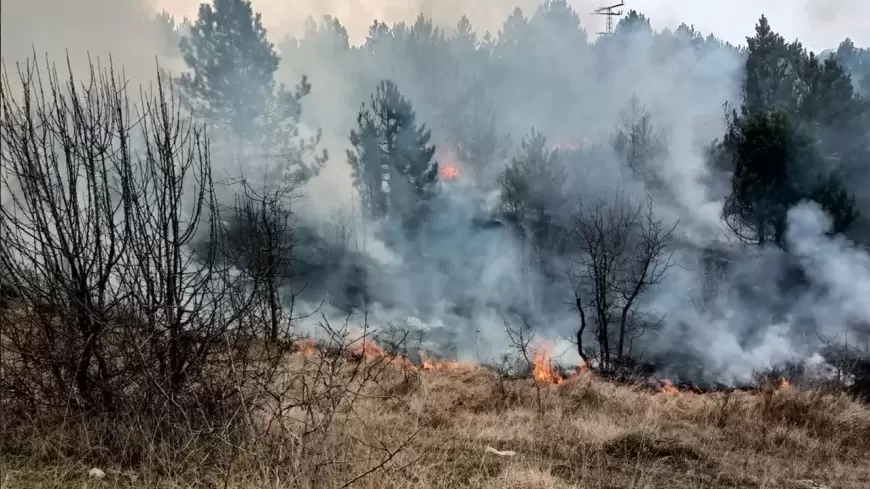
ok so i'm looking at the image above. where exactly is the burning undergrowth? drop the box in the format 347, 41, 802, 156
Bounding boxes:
274, 162, 870, 396
290, 331, 803, 399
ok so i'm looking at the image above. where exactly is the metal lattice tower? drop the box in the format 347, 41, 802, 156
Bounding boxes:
593, 2, 625, 37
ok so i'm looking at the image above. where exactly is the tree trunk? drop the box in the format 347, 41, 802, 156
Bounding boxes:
268, 274, 280, 343
575, 298, 590, 367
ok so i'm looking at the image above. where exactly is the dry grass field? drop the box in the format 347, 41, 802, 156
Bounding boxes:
3, 345, 870, 489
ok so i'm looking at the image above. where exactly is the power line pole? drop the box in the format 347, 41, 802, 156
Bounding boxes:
593, 2, 625, 37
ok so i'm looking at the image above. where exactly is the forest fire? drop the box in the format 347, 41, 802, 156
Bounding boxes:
296, 339, 318, 356
351, 338, 386, 359
421, 353, 477, 372
659, 379, 680, 394
532, 342, 563, 385
439, 164, 460, 181
294, 335, 797, 396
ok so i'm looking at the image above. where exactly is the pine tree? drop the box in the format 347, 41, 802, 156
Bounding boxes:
499, 129, 570, 251
178, 0, 279, 137
742, 15, 805, 116
347, 80, 438, 222
836, 39, 870, 97
717, 16, 864, 247
452, 16, 477, 55
444, 75, 508, 185
720, 109, 857, 247
154, 11, 182, 58
177, 0, 325, 184
496, 8, 533, 59
611, 96, 668, 181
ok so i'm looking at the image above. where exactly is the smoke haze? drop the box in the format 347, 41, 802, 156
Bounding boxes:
2, 0, 869, 384
147, 0, 870, 47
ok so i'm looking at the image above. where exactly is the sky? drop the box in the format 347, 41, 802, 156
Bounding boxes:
148, 0, 870, 50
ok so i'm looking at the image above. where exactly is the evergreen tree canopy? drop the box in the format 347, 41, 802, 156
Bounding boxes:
720, 108, 857, 247
178, 0, 281, 137
154, 11, 183, 58
442, 75, 508, 186
500, 129, 571, 251
742, 15, 803, 115
717, 16, 865, 247
347, 80, 438, 222
836, 39, 870, 97
178, 0, 325, 185
611, 96, 668, 179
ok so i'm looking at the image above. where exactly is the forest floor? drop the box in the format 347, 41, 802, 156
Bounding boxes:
3, 356, 870, 489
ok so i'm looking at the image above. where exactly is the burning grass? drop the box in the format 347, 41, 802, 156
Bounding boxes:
3, 343, 870, 489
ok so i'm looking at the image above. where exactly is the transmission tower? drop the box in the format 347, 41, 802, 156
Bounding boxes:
593, 2, 625, 37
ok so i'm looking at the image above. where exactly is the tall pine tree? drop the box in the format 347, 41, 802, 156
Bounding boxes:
347, 80, 438, 223
178, 0, 324, 185
836, 39, 870, 97
716, 16, 862, 248
499, 129, 571, 252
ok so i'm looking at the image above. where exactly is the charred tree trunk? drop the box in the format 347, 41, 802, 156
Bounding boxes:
575, 297, 590, 367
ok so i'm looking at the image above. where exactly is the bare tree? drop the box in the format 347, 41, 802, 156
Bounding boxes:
0, 56, 253, 417
502, 317, 538, 415
569, 192, 676, 374
223, 177, 300, 343
0, 56, 136, 412
0, 55, 425, 482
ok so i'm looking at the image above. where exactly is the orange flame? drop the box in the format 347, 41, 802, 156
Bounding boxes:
296, 339, 318, 356
659, 379, 679, 395
351, 338, 385, 359
440, 165, 460, 181
350, 337, 419, 369
532, 342, 563, 385
778, 377, 791, 390
420, 352, 477, 371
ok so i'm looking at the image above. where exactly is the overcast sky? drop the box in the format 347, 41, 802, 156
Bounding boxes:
152, 0, 869, 50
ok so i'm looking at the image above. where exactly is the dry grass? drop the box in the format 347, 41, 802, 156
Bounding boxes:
3, 357, 870, 489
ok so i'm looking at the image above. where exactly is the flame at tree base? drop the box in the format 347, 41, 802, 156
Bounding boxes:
532, 342, 563, 385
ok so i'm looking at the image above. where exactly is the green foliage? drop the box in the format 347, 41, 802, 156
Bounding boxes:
742, 15, 803, 114
347, 80, 438, 222
611, 96, 668, 180
717, 16, 865, 247
836, 38, 870, 97
178, 0, 281, 137
499, 129, 570, 251
177, 0, 325, 185
720, 109, 857, 247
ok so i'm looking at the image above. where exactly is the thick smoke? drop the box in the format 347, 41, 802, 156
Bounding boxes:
150, 1, 870, 47
3, 0, 869, 383
1, 0, 185, 83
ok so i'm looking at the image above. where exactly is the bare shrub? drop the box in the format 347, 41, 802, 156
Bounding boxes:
0, 53, 250, 436
569, 192, 676, 374
0, 58, 423, 485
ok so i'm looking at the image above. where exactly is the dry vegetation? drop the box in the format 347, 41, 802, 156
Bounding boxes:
3, 342, 869, 489
2, 42, 870, 489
